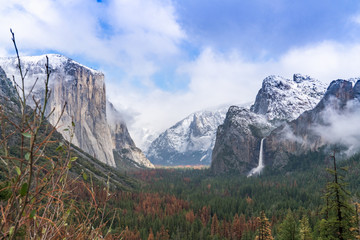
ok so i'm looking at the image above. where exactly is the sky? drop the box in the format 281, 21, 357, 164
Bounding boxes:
1, 0, 360, 149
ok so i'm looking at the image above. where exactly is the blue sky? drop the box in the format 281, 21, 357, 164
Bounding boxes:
177, 0, 360, 57
1, 0, 360, 147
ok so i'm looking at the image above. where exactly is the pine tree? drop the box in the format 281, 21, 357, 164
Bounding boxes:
352, 202, 360, 239
256, 211, 274, 240
211, 213, 219, 236
156, 225, 170, 240
220, 219, 231, 239
148, 228, 155, 240
185, 210, 195, 224
277, 209, 299, 240
232, 213, 243, 239
320, 150, 355, 240
199, 205, 211, 227
299, 215, 312, 240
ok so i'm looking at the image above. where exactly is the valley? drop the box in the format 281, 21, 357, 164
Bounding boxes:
2, 1, 360, 239
1, 42, 360, 239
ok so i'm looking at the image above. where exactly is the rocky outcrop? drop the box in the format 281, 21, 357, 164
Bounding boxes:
211, 74, 327, 174
107, 101, 154, 168
146, 108, 227, 166
0, 55, 153, 169
0, 66, 17, 101
0, 66, 20, 129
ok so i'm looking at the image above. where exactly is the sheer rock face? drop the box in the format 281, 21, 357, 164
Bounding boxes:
264, 79, 360, 169
211, 74, 327, 174
0, 55, 153, 169
211, 106, 272, 174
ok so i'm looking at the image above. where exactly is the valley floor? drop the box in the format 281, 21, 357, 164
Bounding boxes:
111, 152, 360, 239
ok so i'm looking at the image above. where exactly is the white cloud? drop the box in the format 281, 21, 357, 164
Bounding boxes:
0, 0, 185, 78
350, 13, 360, 25
314, 99, 360, 155
1, 0, 100, 55
107, 48, 266, 148
277, 41, 360, 82
0, 47, 7, 58
107, 0, 184, 41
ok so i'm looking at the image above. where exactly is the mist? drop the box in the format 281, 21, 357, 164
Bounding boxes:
314, 98, 360, 155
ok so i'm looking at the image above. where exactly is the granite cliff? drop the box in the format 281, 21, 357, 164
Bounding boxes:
0, 54, 153, 169
211, 106, 272, 174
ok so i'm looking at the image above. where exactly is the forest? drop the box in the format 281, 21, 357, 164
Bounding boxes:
112, 150, 360, 239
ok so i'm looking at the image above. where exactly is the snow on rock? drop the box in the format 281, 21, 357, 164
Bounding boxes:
212, 74, 327, 175
251, 74, 327, 121
0, 54, 101, 92
146, 107, 228, 166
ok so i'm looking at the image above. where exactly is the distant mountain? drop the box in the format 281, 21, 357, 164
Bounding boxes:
146, 107, 228, 166
211, 74, 327, 175
0, 54, 153, 169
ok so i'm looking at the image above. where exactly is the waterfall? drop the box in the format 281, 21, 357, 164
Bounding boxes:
247, 138, 265, 177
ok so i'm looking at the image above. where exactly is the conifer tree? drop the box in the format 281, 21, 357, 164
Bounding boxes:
277, 209, 299, 240
156, 225, 170, 240
232, 213, 242, 239
299, 215, 312, 240
352, 202, 360, 239
148, 228, 154, 240
320, 150, 355, 240
256, 211, 274, 240
211, 213, 219, 236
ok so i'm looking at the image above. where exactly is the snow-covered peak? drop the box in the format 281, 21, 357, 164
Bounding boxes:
146, 106, 228, 166
251, 74, 327, 121
158, 108, 227, 153
0, 54, 104, 94
0, 54, 100, 75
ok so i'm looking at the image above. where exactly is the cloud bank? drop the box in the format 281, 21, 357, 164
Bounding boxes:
315, 99, 360, 155
109, 42, 360, 148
